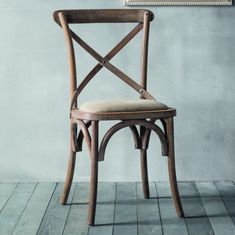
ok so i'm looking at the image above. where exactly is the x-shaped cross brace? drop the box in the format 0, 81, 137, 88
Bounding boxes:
70, 23, 155, 110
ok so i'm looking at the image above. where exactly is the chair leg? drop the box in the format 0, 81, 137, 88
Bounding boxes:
88, 121, 99, 225
140, 149, 150, 199
60, 123, 76, 205
166, 117, 184, 218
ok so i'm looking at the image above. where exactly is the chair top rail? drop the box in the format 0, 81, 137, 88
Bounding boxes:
53, 9, 154, 24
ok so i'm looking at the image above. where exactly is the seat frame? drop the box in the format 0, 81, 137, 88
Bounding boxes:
53, 9, 184, 225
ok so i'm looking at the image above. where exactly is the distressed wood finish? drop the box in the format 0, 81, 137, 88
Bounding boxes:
98, 119, 168, 161
58, 12, 77, 106
141, 12, 150, 91
88, 121, 99, 225
53, 9, 154, 24
140, 149, 150, 198
53, 9, 184, 225
166, 118, 184, 218
60, 122, 77, 205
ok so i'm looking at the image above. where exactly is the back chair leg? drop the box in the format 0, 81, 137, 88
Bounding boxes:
140, 149, 150, 198
61, 123, 76, 205
88, 121, 99, 225
166, 117, 184, 218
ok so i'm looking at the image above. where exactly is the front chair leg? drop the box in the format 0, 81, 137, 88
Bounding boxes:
166, 117, 184, 218
61, 123, 76, 205
140, 149, 150, 199
88, 121, 99, 225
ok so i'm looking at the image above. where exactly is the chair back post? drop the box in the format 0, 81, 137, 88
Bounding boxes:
140, 12, 150, 97
54, 9, 154, 106
58, 12, 77, 108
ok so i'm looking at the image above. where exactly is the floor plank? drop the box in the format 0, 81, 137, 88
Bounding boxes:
215, 181, 235, 226
36, 183, 76, 235
157, 182, 188, 235
113, 182, 137, 235
0, 183, 17, 212
0, 182, 37, 235
12, 183, 56, 235
0, 181, 234, 235
136, 182, 163, 235
63, 182, 89, 235
179, 182, 214, 235
88, 182, 116, 235
196, 181, 235, 235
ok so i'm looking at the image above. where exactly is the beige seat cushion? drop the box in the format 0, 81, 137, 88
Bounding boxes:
79, 99, 168, 113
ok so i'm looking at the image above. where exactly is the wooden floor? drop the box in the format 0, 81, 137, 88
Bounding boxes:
0, 181, 235, 235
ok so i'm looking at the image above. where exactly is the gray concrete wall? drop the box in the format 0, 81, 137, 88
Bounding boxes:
0, 0, 235, 182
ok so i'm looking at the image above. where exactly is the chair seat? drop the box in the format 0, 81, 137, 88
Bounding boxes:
79, 99, 168, 113
71, 99, 175, 121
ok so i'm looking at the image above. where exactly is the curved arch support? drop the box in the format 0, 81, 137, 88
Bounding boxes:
98, 120, 167, 161
73, 119, 92, 155
141, 118, 156, 150
77, 120, 91, 151
71, 122, 78, 152
75, 122, 140, 153
160, 118, 167, 136
129, 125, 141, 149
142, 128, 151, 150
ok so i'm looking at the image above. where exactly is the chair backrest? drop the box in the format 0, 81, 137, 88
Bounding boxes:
53, 9, 155, 110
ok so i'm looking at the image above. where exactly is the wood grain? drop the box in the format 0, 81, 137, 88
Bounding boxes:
157, 182, 188, 235
0, 183, 37, 235
137, 182, 162, 235
0, 182, 234, 234
88, 183, 116, 235
54, 9, 154, 24
12, 183, 56, 235
179, 182, 214, 235
36, 183, 76, 235
196, 182, 235, 235
0, 183, 17, 212
63, 182, 89, 235
53, 8, 182, 225
114, 182, 137, 235
215, 181, 235, 226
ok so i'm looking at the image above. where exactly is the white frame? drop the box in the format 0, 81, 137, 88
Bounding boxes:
125, 0, 232, 5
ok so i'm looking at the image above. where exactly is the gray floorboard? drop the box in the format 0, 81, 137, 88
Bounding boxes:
178, 182, 215, 235
0, 181, 234, 235
196, 181, 235, 235
0, 183, 17, 212
137, 182, 163, 235
36, 183, 76, 235
113, 182, 137, 235
88, 182, 116, 235
0, 182, 37, 235
63, 182, 89, 235
12, 183, 56, 235
215, 181, 235, 226
157, 182, 188, 235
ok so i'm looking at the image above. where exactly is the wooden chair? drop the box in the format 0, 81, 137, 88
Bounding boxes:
53, 9, 184, 225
